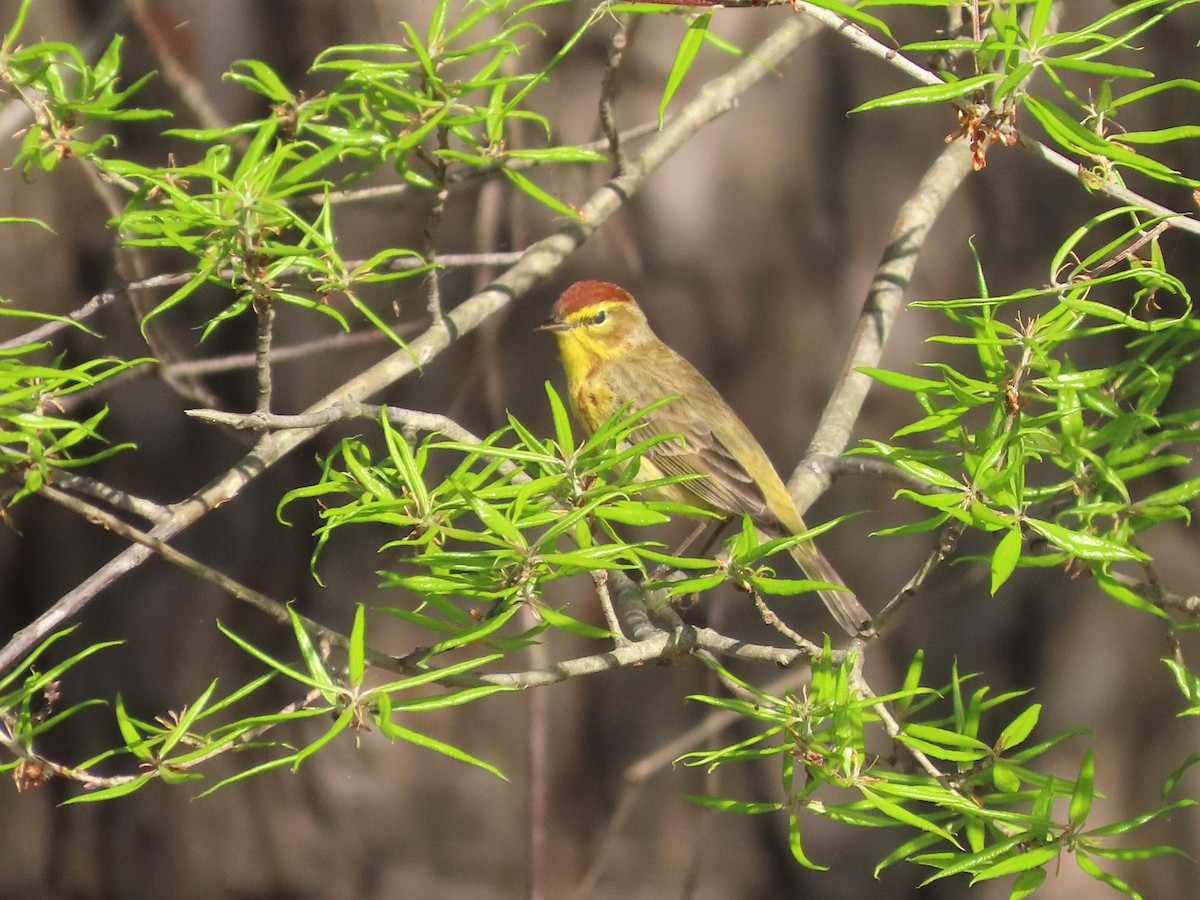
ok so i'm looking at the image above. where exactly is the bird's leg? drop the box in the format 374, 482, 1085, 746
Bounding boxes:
650, 519, 719, 582
651, 517, 733, 612
695, 517, 731, 559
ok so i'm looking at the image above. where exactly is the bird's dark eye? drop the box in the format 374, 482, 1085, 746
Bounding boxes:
591, 309, 607, 325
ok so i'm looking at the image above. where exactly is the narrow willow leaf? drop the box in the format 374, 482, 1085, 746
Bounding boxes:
788, 812, 830, 871
851, 73, 1001, 113
545, 381, 575, 454
384, 721, 507, 780
859, 366, 944, 392
971, 844, 1059, 884
1095, 574, 1170, 619
659, 13, 711, 128
1075, 852, 1138, 896
684, 793, 781, 814
1069, 748, 1095, 827
501, 166, 579, 218
990, 527, 1023, 595
1026, 518, 1145, 562
996, 704, 1041, 753
348, 604, 366, 688
61, 775, 154, 805
859, 786, 961, 845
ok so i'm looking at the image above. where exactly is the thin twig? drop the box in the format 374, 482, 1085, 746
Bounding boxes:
38, 484, 409, 672
0, 253, 519, 352
749, 589, 824, 656
254, 298, 275, 413
168, 328, 395, 376
419, 129, 452, 330
599, 16, 638, 176
50, 471, 171, 524
1086, 219, 1174, 278
592, 570, 630, 645
185, 402, 483, 443
869, 522, 965, 635
126, 0, 229, 131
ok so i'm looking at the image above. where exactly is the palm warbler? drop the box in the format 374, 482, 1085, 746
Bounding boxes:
540, 280, 871, 636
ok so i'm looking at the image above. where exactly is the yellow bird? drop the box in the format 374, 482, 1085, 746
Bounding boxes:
540, 280, 870, 636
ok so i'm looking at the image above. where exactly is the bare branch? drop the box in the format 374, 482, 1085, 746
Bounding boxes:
186, 402, 484, 444
50, 471, 171, 524
790, 139, 974, 512
38, 484, 408, 671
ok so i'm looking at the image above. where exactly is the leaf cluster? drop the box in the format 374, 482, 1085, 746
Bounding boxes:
0, 309, 148, 506
847, 0, 1200, 182
859, 207, 1199, 604
682, 651, 1192, 894
279, 387, 766, 653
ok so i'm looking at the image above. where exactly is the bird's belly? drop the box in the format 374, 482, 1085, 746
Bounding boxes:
570, 381, 620, 433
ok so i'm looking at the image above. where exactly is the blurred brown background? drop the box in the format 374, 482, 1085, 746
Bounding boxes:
2, 1, 1199, 897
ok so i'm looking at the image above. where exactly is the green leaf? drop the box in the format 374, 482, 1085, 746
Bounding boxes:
905, 722, 991, 752
788, 812, 829, 871
218, 621, 333, 691
996, 703, 1040, 753
1095, 574, 1170, 619
348, 604, 366, 688
226, 59, 292, 102
1069, 748, 1095, 827
381, 721, 507, 780
992, 761, 1023, 793
1025, 518, 1146, 562
3, 0, 32, 54
1028, 0, 1054, 44
859, 367, 944, 392
684, 793, 780, 815
537, 604, 610, 639
1117, 125, 1200, 144
852, 73, 1002, 113
61, 775, 155, 805
990, 527, 1023, 595
546, 381, 574, 454
859, 786, 961, 846
1084, 798, 1196, 839
971, 844, 1059, 884
659, 13, 710, 128
1075, 852, 1139, 897
159, 679, 219, 759
501, 166, 579, 219
1010, 867, 1047, 899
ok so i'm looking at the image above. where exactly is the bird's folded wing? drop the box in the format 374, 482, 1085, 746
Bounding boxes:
609, 363, 775, 525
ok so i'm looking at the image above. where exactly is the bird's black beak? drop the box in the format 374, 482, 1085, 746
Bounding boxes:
536, 317, 571, 333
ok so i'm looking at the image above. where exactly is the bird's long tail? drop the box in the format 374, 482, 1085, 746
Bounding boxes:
787, 541, 871, 636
